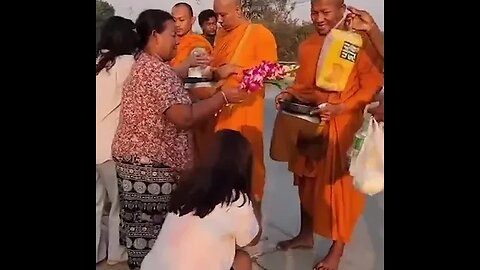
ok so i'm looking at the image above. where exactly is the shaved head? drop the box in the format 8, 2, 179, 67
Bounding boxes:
311, 0, 344, 6
310, 0, 346, 35
224, 0, 241, 5
172, 2, 196, 37
172, 2, 193, 17
214, 0, 246, 31
215, 0, 241, 9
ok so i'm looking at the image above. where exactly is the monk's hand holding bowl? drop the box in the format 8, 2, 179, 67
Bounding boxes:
274, 91, 293, 110
318, 103, 346, 121
345, 6, 376, 32
187, 52, 212, 68
220, 87, 248, 104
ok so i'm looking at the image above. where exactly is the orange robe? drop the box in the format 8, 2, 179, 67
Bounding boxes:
170, 32, 214, 165
170, 32, 213, 67
212, 22, 278, 201
287, 32, 383, 243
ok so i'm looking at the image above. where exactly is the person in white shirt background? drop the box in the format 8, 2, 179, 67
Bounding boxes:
141, 129, 261, 270
96, 16, 137, 265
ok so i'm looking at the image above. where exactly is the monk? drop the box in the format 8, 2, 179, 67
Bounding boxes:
212, 0, 278, 208
170, 2, 217, 164
274, 1, 383, 269
170, 2, 213, 77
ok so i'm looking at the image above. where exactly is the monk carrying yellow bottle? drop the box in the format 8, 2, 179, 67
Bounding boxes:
272, 1, 383, 270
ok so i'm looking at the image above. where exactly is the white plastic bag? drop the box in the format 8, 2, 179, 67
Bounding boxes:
350, 117, 384, 196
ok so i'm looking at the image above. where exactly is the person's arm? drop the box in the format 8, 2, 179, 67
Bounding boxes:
367, 24, 384, 60
367, 92, 384, 122
346, 6, 384, 61
173, 53, 212, 79
342, 48, 384, 112
172, 60, 191, 79
157, 69, 247, 130
165, 91, 227, 129
153, 66, 227, 129
211, 67, 222, 81
373, 100, 384, 122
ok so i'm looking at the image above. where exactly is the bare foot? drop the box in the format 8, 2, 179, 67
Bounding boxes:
313, 241, 344, 270
276, 234, 314, 250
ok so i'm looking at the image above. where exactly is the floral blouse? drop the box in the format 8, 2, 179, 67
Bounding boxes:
112, 53, 193, 171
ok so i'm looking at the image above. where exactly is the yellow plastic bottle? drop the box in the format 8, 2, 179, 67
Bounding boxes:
315, 29, 363, 92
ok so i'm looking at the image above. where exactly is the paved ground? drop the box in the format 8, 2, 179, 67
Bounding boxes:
97, 87, 384, 270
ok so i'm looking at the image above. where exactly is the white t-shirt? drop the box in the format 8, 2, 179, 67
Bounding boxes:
141, 195, 259, 270
96, 55, 134, 164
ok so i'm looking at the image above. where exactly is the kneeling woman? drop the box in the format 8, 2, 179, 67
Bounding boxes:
141, 130, 261, 270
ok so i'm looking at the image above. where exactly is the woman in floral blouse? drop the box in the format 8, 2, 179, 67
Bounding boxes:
111, 9, 246, 270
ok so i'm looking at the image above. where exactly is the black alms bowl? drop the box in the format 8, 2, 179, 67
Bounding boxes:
279, 99, 318, 115
183, 77, 214, 84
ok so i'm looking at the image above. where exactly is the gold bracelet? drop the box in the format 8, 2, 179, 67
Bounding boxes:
220, 90, 229, 105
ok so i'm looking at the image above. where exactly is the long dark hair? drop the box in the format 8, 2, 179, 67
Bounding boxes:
135, 9, 174, 51
169, 130, 253, 218
96, 16, 137, 75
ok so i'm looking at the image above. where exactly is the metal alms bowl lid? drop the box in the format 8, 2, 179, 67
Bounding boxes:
279, 99, 318, 115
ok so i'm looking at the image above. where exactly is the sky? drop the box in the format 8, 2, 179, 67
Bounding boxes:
105, 0, 384, 32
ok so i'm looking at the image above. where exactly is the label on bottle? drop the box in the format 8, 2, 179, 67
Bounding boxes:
353, 134, 365, 152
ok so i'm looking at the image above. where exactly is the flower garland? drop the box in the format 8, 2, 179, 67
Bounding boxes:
239, 61, 298, 92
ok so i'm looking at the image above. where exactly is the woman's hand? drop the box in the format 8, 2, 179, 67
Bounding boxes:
220, 87, 248, 104
186, 52, 211, 68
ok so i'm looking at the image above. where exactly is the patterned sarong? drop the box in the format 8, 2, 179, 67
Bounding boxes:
115, 157, 179, 270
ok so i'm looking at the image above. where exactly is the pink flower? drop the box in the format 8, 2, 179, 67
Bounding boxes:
240, 61, 287, 93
